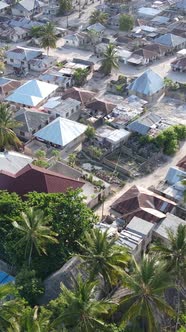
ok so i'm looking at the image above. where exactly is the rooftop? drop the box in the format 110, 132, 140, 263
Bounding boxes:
154, 33, 186, 47
0, 151, 33, 174
129, 69, 164, 96
154, 213, 186, 241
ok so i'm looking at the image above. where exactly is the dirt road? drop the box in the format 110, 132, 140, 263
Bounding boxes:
95, 141, 186, 219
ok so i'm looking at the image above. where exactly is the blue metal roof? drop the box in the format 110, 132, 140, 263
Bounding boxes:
0, 271, 15, 284
129, 69, 164, 96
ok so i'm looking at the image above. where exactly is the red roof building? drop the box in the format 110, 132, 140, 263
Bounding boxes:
0, 164, 84, 197
111, 185, 176, 223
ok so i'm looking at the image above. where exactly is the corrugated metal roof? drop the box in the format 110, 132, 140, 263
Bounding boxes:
129, 69, 164, 96
155, 33, 186, 47
34, 117, 87, 146
0, 151, 33, 174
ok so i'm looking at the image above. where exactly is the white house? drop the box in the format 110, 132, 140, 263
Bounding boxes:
43, 97, 81, 121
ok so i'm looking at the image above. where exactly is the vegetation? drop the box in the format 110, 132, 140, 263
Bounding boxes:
78, 228, 130, 291
164, 78, 180, 90
85, 125, 96, 139
101, 44, 119, 76
90, 10, 108, 25
33, 150, 49, 168
0, 103, 21, 151
68, 153, 77, 167
73, 68, 89, 86
89, 145, 103, 158
39, 23, 58, 55
140, 124, 186, 155
12, 207, 58, 266
59, 0, 72, 15
119, 14, 134, 31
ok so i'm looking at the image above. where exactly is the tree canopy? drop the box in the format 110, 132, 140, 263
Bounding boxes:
119, 14, 134, 31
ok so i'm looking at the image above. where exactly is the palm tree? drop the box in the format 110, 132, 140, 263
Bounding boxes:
78, 228, 130, 291
100, 44, 119, 76
0, 284, 20, 331
90, 10, 108, 25
8, 306, 55, 332
120, 255, 175, 332
12, 207, 58, 266
0, 103, 21, 151
51, 276, 116, 331
40, 23, 58, 55
152, 224, 186, 330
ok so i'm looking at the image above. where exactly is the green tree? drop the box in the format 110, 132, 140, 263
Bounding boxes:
85, 125, 95, 140
89, 145, 102, 158
15, 269, 44, 306
90, 10, 108, 25
120, 255, 174, 332
50, 276, 116, 331
59, 0, 72, 14
152, 224, 186, 330
0, 284, 21, 331
0, 103, 21, 151
30, 26, 43, 38
119, 14, 134, 31
101, 44, 119, 76
73, 68, 89, 86
8, 306, 54, 332
78, 229, 130, 291
39, 23, 58, 55
68, 153, 76, 167
12, 207, 58, 266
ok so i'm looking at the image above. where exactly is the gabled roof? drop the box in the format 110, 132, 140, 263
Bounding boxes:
154, 213, 186, 241
177, 156, 186, 170
14, 109, 51, 133
128, 113, 161, 135
62, 87, 95, 105
0, 1, 10, 10
13, 0, 44, 12
34, 117, 87, 146
111, 185, 176, 222
6, 79, 58, 107
154, 33, 186, 47
86, 98, 116, 115
143, 43, 169, 54
132, 48, 157, 59
129, 69, 164, 96
0, 77, 21, 95
87, 23, 105, 33
176, 0, 186, 9
6, 46, 42, 61
0, 164, 84, 196
0, 151, 33, 174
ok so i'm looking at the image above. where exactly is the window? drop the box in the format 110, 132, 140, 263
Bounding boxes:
71, 109, 74, 114
10, 59, 14, 63
66, 112, 69, 117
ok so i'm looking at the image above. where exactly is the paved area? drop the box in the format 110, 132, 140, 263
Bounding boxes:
95, 140, 186, 219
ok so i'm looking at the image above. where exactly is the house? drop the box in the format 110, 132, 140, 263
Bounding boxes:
34, 116, 87, 151
6, 47, 42, 71
6, 79, 58, 108
0, 1, 10, 14
154, 34, 186, 51
128, 48, 158, 66
0, 164, 84, 197
151, 15, 170, 26
171, 57, 186, 72
117, 48, 132, 64
0, 77, 21, 101
143, 43, 169, 58
110, 185, 176, 223
87, 23, 105, 34
128, 69, 165, 102
14, 109, 52, 141
128, 113, 162, 135
63, 32, 90, 48
0, 151, 33, 174
42, 97, 81, 121
0, 25, 29, 43
39, 257, 86, 304
86, 98, 116, 117
62, 87, 95, 106
11, 0, 45, 17
39, 70, 73, 89
176, 0, 186, 12
138, 7, 162, 18
29, 55, 57, 72
59, 59, 93, 77
153, 213, 186, 243
116, 217, 155, 260
95, 126, 131, 149
165, 166, 186, 186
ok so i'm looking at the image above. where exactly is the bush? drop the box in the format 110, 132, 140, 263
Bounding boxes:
16, 269, 44, 306
119, 14, 134, 31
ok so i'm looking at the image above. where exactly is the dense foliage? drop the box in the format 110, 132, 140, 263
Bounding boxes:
119, 14, 134, 31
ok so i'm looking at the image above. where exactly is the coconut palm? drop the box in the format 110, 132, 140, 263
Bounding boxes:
78, 228, 130, 291
100, 44, 119, 75
51, 276, 116, 332
7, 306, 55, 332
0, 103, 21, 151
90, 10, 108, 25
152, 224, 186, 329
0, 283, 20, 331
40, 22, 58, 55
12, 207, 58, 266
120, 255, 175, 332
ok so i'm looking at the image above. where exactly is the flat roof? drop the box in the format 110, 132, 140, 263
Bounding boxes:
154, 213, 186, 240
